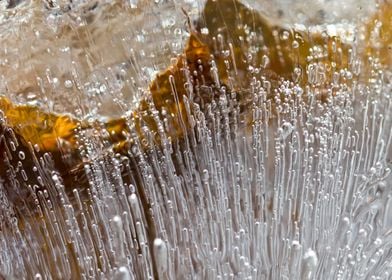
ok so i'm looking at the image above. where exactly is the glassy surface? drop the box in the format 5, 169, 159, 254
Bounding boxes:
0, 0, 391, 279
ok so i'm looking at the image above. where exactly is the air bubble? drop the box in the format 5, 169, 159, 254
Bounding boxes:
18, 151, 25, 160
154, 238, 168, 276
280, 30, 290, 41
201, 28, 209, 35
64, 80, 73, 88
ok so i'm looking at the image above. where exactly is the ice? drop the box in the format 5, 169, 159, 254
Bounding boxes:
0, 0, 391, 279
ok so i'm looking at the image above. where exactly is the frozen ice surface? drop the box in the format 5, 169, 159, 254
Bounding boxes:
0, 0, 196, 118
248, 0, 376, 25
0, 0, 391, 279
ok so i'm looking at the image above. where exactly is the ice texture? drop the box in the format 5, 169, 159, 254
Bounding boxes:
0, 0, 391, 279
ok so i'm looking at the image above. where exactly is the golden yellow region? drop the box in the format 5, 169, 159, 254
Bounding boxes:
0, 96, 78, 151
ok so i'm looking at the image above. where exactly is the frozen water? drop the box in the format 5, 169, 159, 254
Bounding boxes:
0, 0, 391, 279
